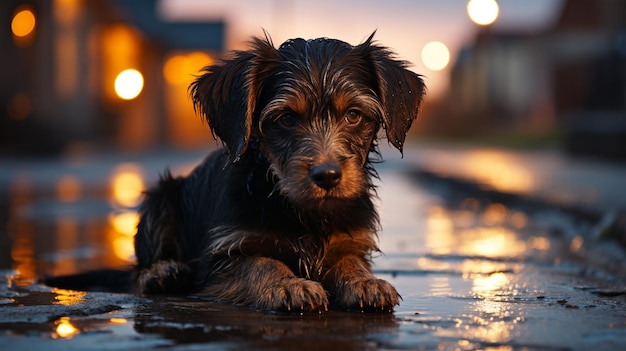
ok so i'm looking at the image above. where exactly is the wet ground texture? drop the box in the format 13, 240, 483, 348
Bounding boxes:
1, 143, 625, 350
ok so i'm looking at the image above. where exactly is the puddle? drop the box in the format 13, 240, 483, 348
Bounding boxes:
1, 151, 626, 350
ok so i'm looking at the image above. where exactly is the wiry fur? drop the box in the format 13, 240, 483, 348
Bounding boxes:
132, 33, 425, 312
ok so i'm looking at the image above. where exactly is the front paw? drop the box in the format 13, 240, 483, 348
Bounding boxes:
257, 278, 329, 313
332, 278, 400, 312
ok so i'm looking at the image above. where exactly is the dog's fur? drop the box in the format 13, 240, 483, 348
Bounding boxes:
50, 33, 425, 313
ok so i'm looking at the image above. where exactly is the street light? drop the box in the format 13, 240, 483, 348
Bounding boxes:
421, 41, 450, 71
114, 69, 144, 100
11, 5, 36, 47
467, 0, 499, 26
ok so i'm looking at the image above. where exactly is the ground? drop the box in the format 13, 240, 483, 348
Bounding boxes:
1, 143, 625, 350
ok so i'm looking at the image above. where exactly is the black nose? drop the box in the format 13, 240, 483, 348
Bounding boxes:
310, 163, 342, 190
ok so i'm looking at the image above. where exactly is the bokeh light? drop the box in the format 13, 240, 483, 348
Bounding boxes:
11, 7, 36, 37
110, 164, 145, 208
114, 69, 144, 100
421, 41, 450, 71
467, 0, 499, 26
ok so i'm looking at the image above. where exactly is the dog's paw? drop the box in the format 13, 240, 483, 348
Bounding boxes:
136, 260, 193, 294
257, 278, 329, 313
333, 277, 401, 312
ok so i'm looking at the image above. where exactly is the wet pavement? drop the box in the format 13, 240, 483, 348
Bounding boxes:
1, 143, 625, 350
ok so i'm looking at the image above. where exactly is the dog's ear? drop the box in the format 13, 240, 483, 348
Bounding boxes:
189, 37, 279, 162
358, 34, 426, 154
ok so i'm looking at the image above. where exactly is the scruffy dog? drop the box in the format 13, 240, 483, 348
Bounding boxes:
50, 33, 425, 313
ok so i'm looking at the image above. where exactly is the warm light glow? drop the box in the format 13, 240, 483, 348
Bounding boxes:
11, 8, 36, 37
52, 288, 87, 306
113, 236, 135, 261
467, 0, 499, 26
164, 51, 217, 147
464, 228, 527, 258
473, 272, 509, 295
570, 235, 584, 253
461, 151, 535, 194
56, 176, 82, 203
421, 41, 450, 71
110, 318, 128, 324
114, 69, 144, 100
528, 236, 550, 251
481, 203, 507, 226
425, 206, 455, 255
110, 164, 145, 208
109, 211, 140, 236
510, 211, 528, 229
164, 51, 213, 85
53, 317, 80, 339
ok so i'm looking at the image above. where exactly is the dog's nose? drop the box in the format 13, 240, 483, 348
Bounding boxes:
310, 164, 342, 190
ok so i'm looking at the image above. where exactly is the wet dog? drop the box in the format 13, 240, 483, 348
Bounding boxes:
50, 33, 425, 313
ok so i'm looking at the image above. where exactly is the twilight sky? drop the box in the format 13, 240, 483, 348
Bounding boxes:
157, 0, 564, 98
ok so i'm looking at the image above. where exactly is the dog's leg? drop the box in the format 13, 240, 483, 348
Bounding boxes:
134, 173, 193, 294
202, 256, 329, 312
322, 233, 400, 311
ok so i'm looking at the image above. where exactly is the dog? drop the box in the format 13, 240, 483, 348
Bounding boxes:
49, 33, 425, 313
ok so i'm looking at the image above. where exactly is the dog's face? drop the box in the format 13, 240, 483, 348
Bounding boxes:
190, 34, 425, 210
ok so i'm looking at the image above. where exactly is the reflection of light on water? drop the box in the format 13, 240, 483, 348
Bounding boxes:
461, 260, 508, 276
472, 272, 509, 295
110, 318, 128, 324
460, 227, 527, 258
109, 211, 140, 236
53, 317, 80, 339
9, 229, 36, 285
108, 164, 144, 262
425, 203, 531, 260
52, 288, 87, 306
461, 151, 535, 194
467, 319, 516, 345
481, 203, 507, 226
8, 177, 37, 285
109, 211, 139, 261
56, 175, 82, 203
110, 164, 145, 208
429, 276, 451, 296
425, 206, 455, 255
528, 236, 550, 251
510, 211, 528, 229
113, 235, 135, 261
468, 272, 521, 343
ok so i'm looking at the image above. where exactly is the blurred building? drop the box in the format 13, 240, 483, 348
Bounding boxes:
0, 0, 224, 155
424, 0, 626, 158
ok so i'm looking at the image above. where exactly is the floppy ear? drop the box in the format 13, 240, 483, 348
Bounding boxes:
189, 37, 279, 162
358, 34, 426, 154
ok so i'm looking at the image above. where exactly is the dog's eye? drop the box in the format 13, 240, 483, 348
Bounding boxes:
345, 110, 362, 125
278, 113, 298, 128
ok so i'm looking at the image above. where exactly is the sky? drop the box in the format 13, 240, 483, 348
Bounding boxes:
157, 0, 564, 98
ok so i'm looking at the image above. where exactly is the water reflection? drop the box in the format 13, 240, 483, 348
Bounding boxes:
4, 161, 146, 282
420, 199, 534, 346
461, 151, 535, 194
110, 163, 144, 208
8, 176, 36, 285
52, 317, 80, 339
51, 288, 87, 305
426, 202, 532, 260
108, 211, 139, 261
55, 175, 82, 203
108, 163, 144, 263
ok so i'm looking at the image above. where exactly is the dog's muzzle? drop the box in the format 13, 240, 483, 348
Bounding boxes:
310, 163, 342, 190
